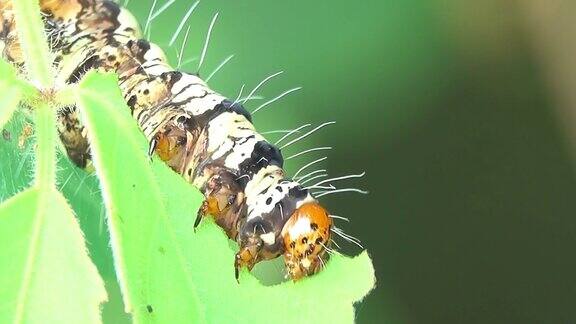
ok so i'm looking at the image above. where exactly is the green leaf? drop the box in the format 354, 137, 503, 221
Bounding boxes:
12, 0, 54, 87
0, 60, 23, 130
75, 71, 205, 323
0, 109, 35, 202
0, 66, 106, 323
0, 110, 126, 323
76, 71, 375, 323
32, 103, 57, 187
0, 187, 107, 323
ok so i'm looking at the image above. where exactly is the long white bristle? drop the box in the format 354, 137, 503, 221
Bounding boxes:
232, 84, 246, 106
180, 56, 198, 68
206, 54, 235, 82
279, 121, 336, 150
241, 71, 284, 104
313, 172, 366, 186
252, 87, 302, 115
261, 129, 300, 135
274, 123, 310, 146
329, 215, 350, 222
144, 0, 158, 37
299, 173, 327, 185
330, 239, 342, 250
237, 95, 264, 102
295, 169, 326, 183
286, 146, 332, 160
317, 255, 326, 269
177, 25, 191, 69
320, 242, 341, 256
314, 188, 369, 198
197, 12, 220, 73
150, 0, 177, 21
304, 185, 336, 191
333, 227, 362, 246
169, 0, 200, 46
332, 227, 364, 249
293, 157, 327, 179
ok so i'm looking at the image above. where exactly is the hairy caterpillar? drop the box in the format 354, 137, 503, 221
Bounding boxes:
0, 0, 364, 280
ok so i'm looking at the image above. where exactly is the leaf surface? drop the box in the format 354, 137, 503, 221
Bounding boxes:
75, 71, 205, 323
0, 59, 22, 130
0, 187, 107, 324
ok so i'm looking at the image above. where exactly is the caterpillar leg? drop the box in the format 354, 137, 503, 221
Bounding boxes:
234, 241, 262, 282
149, 131, 186, 164
194, 196, 220, 229
147, 137, 158, 161
193, 169, 246, 237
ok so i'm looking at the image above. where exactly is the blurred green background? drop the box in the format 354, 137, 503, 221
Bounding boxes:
3, 0, 576, 322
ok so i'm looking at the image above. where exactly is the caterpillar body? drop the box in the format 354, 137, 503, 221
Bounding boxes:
0, 0, 360, 280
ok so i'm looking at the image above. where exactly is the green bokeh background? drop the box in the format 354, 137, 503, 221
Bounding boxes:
3, 0, 576, 323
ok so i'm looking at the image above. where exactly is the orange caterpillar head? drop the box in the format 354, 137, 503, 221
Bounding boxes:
281, 202, 332, 280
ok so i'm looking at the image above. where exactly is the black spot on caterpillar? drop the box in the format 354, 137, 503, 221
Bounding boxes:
0, 0, 366, 281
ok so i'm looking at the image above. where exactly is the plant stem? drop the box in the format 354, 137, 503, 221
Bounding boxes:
12, 0, 54, 89
34, 103, 56, 188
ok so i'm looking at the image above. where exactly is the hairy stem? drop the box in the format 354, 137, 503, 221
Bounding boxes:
12, 0, 54, 88
34, 103, 56, 188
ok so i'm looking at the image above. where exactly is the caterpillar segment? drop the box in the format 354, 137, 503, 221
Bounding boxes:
0, 0, 335, 280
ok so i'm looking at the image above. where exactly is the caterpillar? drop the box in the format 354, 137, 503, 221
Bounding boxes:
0, 0, 364, 280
